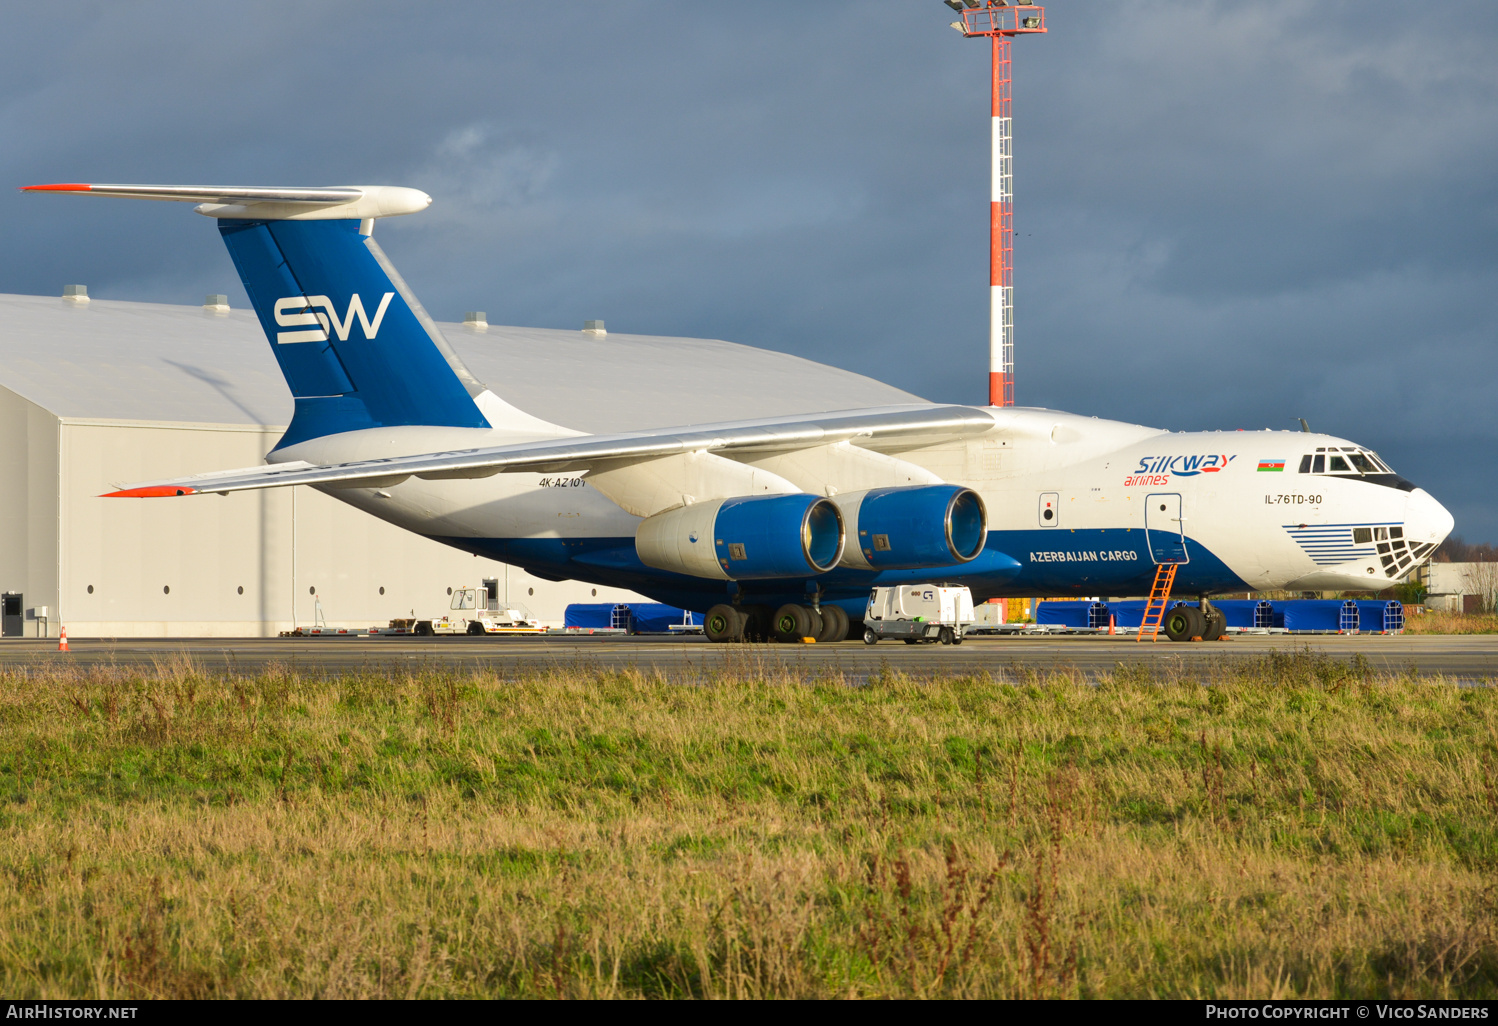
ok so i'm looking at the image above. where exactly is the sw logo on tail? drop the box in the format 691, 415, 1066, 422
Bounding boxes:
273, 293, 394, 344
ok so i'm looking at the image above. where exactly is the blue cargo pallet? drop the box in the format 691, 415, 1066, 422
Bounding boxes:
1036, 598, 1402, 634
564, 602, 699, 634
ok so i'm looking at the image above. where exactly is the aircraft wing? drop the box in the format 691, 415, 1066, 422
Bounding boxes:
105, 404, 996, 497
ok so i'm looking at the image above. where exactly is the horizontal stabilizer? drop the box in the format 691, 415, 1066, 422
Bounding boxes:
21, 182, 430, 220
102, 405, 997, 497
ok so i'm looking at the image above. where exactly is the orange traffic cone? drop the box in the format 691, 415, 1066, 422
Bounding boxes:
1108, 615, 1116, 635
57, 626, 69, 652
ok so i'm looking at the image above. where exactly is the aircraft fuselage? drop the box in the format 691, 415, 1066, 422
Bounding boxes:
284, 406, 1451, 617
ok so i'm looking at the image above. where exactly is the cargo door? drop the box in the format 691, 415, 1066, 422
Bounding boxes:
1145, 493, 1188, 564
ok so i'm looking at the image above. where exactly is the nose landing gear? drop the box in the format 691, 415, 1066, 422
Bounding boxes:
1201, 603, 1226, 642
1160, 599, 1227, 643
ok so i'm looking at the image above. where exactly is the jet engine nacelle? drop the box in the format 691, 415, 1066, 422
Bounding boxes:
635, 493, 845, 581
835, 484, 988, 570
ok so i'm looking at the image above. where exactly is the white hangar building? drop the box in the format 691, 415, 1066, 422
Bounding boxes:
0, 290, 919, 638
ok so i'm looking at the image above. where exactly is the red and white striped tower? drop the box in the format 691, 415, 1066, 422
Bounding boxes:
946, 2, 1046, 407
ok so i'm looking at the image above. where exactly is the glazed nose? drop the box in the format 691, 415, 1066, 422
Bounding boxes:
1405, 488, 1454, 547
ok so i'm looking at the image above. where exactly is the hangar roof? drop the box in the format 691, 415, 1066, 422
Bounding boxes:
0, 293, 922, 433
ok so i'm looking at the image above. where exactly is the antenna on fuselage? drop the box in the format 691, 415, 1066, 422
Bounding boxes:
1298, 418, 1310, 433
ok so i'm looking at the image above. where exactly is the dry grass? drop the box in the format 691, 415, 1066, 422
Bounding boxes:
1, 650, 1495, 999
1406, 612, 1498, 635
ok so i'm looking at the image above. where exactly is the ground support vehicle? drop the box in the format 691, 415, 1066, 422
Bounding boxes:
862, 585, 976, 645
373, 585, 544, 637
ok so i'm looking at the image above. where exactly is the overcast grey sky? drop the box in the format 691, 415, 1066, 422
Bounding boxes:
3, 1, 1495, 539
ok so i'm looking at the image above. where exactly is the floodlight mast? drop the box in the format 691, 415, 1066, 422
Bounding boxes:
947, 1, 1046, 408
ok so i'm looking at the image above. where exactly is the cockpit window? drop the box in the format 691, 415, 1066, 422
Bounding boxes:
1300, 448, 1399, 479
1294, 449, 1408, 491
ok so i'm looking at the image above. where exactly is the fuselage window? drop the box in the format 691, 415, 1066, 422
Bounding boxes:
1328, 455, 1351, 472
1312, 455, 1325, 473
1298, 455, 1313, 473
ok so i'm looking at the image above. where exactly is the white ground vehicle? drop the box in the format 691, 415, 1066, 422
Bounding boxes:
375, 584, 543, 636
863, 585, 976, 645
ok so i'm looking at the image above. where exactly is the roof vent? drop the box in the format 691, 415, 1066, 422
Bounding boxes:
464, 311, 488, 331
203, 294, 230, 313
62, 284, 89, 303
582, 319, 606, 336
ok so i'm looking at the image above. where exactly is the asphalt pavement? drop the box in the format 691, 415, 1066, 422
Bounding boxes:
1, 632, 1492, 679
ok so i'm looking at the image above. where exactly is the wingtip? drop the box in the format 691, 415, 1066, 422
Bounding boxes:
102, 485, 197, 498
21, 183, 92, 193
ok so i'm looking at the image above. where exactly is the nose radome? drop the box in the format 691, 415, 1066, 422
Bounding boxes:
1405, 488, 1455, 546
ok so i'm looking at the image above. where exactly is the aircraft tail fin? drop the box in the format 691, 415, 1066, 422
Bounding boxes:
23, 182, 511, 448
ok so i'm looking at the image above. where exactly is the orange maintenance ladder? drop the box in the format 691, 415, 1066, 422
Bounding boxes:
1136, 563, 1179, 642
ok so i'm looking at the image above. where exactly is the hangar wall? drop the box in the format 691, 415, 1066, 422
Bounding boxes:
0, 388, 60, 635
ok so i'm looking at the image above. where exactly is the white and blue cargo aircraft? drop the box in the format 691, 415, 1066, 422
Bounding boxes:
25, 182, 1454, 642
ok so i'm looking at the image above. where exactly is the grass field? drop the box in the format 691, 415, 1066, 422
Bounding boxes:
1406, 612, 1498, 635
2, 649, 1495, 999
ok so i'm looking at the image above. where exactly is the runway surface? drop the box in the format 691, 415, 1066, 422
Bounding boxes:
2, 632, 1493, 679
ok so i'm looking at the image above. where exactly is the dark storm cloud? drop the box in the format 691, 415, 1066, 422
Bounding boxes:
1, 0, 1494, 537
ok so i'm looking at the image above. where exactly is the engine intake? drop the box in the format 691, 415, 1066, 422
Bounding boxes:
835, 484, 987, 570
636, 493, 845, 580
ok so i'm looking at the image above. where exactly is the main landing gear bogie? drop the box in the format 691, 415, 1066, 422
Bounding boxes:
704, 604, 742, 643
704, 602, 850, 644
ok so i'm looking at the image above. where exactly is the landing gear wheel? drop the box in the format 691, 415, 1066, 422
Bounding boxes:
1201, 607, 1227, 642
816, 605, 849, 643
773, 604, 817, 643
467, 621, 485, 635
863, 627, 878, 645
1162, 605, 1205, 643
740, 605, 772, 643
704, 604, 744, 644
939, 626, 955, 645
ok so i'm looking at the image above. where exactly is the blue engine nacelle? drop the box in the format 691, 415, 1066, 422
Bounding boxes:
834, 484, 987, 570
635, 493, 845, 580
